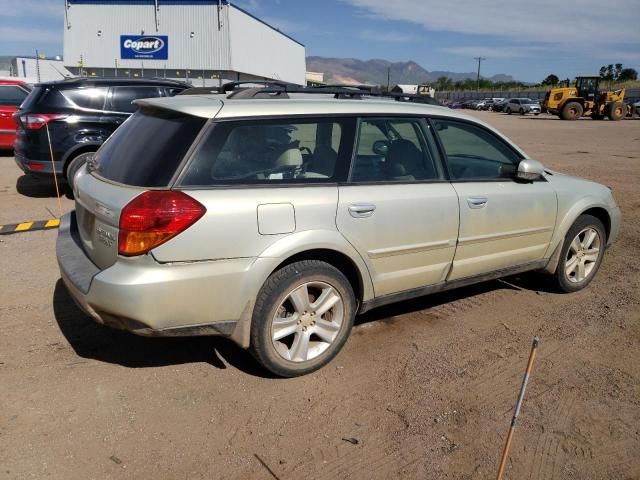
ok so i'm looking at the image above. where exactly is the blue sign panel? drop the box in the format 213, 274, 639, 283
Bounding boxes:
120, 35, 168, 60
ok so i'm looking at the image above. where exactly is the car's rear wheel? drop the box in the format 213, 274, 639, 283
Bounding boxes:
552, 215, 606, 293
250, 260, 356, 377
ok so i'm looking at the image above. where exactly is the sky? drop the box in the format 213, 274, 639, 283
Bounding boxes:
1, 0, 639, 82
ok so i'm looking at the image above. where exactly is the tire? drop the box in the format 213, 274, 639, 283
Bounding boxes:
551, 215, 606, 293
606, 101, 625, 121
66, 152, 95, 191
560, 101, 583, 120
534, 112, 540, 116
506, 107, 512, 114
250, 260, 356, 377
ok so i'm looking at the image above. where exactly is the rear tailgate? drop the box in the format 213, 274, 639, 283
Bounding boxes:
73, 102, 214, 268
74, 172, 141, 269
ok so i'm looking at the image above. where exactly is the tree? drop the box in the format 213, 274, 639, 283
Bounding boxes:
599, 63, 635, 81
542, 74, 559, 86
618, 68, 638, 81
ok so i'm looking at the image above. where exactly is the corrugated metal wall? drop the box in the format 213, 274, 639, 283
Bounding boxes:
63, 3, 305, 84
228, 7, 305, 85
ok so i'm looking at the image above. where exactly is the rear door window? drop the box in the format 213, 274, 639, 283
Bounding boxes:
0, 85, 29, 107
108, 86, 165, 113
62, 87, 108, 110
179, 117, 356, 186
94, 108, 206, 187
351, 117, 443, 182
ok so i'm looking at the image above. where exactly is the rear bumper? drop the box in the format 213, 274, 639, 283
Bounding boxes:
56, 211, 258, 338
14, 151, 64, 176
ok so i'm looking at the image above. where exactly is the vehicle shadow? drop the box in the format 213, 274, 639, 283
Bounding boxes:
16, 174, 72, 199
52, 280, 275, 378
357, 271, 556, 325
53, 271, 555, 376
0, 149, 14, 157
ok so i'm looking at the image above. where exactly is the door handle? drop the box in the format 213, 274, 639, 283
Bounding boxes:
467, 196, 488, 209
348, 203, 376, 218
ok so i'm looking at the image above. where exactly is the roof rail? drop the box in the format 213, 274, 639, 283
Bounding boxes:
217, 80, 297, 93
249, 84, 442, 104
178, 81, 442, 104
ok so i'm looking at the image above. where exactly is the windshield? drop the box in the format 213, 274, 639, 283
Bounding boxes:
94, 108, 206, 187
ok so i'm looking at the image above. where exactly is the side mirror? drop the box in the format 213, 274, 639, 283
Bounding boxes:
516, 159, 545, 181
372, 139, 389, 156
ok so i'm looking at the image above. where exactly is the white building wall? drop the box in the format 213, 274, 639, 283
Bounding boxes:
62, 2, 305, 84
64, 3, 231, 71
228, 7, 305, 85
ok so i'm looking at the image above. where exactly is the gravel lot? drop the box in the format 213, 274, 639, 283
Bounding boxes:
1, 112, 638, 480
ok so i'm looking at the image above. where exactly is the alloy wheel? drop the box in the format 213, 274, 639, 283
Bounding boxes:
565, 227, 602, 283
271, 281, 344, 362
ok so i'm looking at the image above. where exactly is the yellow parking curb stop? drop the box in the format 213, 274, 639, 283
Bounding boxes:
0, 219, 61, 235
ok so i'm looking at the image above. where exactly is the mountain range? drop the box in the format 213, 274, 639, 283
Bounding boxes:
306, 56, 514, 85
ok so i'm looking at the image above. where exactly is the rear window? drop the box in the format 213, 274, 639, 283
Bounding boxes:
94, 108, 206, 187
19, 86, 70, 111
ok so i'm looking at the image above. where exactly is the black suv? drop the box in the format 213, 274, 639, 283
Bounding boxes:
13, 78, 189, 185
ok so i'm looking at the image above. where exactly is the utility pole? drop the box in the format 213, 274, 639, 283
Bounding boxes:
474, 56, 486, 91
387, 66, 391, 92
35, 50, 41, 83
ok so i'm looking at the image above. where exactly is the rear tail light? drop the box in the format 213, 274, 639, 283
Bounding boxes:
19, 113, 68, 130
118, 191, 206, 256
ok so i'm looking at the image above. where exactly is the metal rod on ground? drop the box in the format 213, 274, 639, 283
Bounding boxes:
45, 123, 64, 219
496, 336, 539, 480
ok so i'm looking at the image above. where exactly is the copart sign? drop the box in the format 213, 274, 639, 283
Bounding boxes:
120, 35, 168, 60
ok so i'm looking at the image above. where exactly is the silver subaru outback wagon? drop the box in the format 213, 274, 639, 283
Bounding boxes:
57, 88, 620, 377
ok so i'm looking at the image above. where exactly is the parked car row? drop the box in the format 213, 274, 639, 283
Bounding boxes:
444, 97, 543, 116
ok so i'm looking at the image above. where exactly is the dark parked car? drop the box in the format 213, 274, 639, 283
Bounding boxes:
13, 77, 189, 186
492, 99, 510, 112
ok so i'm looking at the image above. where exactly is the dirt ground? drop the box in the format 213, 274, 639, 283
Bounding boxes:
1, 112, 638, 480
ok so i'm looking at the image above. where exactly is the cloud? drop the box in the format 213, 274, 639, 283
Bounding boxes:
0, 0, 60, 17
359, 29, 417, 43
344, 0, 638, 49
441, 45, 547, 59
0, 27, 61, 44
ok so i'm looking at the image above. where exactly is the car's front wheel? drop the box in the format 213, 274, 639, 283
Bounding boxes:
552, 214, 606, 293
250, 260, 356, 377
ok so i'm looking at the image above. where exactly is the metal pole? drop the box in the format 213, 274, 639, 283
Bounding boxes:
496, 337, 540, 480
474, 56, 486, 92
386, 67, 390, 91
35, 50, 41, 83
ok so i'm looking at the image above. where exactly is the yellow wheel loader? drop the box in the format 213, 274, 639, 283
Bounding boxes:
542, 76, 627, 121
